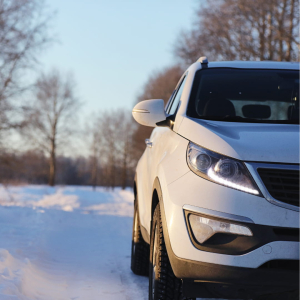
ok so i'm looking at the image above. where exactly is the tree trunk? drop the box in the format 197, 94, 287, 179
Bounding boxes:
91, 156, 98, 191
110, 155, 115, 191
49, 139, 56, 186
121, 143, 127, 190
111, 165, 115, 190
287, 0, 295, 61
259, 15, 266, 60
267, 10, 274, 60
278, 0, 288, 60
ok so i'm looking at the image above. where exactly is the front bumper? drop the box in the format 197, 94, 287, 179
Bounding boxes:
180, 260, 298, 299
183, 207, 299, 255
181, 265, 298, 299
160, 171, 299, 268
164, 228, 298, 286
158, 187, 299, 298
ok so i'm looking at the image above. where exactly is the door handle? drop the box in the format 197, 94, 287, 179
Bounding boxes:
145, 139, 153, 148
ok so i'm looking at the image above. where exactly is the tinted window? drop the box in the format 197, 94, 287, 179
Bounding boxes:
187, 68, 299, 124
165, 90, 176, 112
168, 76, 187, 115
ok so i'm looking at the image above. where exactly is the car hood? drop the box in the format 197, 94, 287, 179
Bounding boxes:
178, 117, 299, 163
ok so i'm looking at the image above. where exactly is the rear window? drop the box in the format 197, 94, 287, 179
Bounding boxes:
187, 68, 299, 124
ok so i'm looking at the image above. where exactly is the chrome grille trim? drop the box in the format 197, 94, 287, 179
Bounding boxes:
245, 162, 299, 212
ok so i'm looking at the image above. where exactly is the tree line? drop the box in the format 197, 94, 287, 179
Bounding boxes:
0, 0, 299, 189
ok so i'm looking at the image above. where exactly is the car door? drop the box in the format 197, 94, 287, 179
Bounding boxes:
138, 92, 176, 229
143, 75, 187, 232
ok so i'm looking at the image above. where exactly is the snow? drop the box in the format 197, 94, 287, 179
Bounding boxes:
0, 185, 148, 300
0, 185, 217, 300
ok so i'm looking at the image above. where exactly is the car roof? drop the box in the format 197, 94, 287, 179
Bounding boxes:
202, 61, 299, 70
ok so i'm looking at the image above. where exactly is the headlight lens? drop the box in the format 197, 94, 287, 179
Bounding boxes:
187, 142, 261, 195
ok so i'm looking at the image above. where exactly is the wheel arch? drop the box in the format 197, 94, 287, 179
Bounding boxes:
133, 174, 137, 204
134, 173, 152, 244
151, 177, 184, 279
151, 177, 162, 223
134, 175, 167, 245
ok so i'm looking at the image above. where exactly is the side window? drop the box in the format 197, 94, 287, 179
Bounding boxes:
167, 76, 187, 115
165, 90, 176, 112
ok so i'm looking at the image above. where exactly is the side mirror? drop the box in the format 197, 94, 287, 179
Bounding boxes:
132, 99, 166, 127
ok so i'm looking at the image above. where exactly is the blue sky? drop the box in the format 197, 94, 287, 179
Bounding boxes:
39, 0, 197, 117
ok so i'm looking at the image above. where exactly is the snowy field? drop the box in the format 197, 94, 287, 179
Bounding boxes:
0, 185, 220, 300
0, 185, 148, 300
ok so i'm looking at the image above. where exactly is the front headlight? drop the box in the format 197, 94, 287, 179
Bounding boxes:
187, 142, 261, 196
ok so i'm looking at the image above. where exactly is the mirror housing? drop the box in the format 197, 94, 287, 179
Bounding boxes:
132, 99, 166, 127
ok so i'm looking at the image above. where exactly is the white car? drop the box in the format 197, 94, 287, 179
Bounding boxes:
130, 57, 299, 300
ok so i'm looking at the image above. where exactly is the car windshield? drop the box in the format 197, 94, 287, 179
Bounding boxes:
187, 68, 299, 124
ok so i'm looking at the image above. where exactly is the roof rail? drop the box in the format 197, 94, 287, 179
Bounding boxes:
197, 56, 208, 64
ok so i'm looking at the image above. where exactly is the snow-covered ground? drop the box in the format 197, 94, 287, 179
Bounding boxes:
0, 185, 148, 300
0, 184, 222, 300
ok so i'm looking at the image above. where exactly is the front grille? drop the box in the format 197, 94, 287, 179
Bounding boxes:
258, 168, 299, 207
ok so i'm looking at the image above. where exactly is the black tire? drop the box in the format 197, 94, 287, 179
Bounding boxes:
131, 200, 149, 276
149, 204, 195, 300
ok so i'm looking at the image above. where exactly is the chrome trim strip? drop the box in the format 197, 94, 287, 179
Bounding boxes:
132, 109, 149, 113
183, 204, 254, 224
245, 162, 299, 212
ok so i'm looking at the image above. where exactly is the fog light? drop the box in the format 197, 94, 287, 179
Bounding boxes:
189, 214, 253, 244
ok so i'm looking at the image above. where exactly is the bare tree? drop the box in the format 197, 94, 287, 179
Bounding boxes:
116, 111, 136, 189
87, 109, 137, 190
136, 65, 184, 104
86, 114, 102, 190
99, 112, 119, 189
174, 0, 299, 65
0, 149, 48, 184
90, 128, 100, 190
22, 69, 79, 186
0, 0, 53, 131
